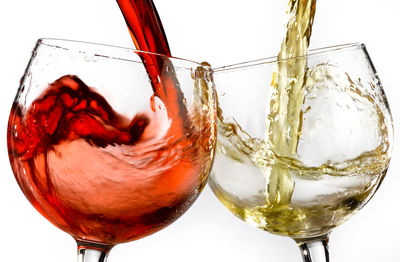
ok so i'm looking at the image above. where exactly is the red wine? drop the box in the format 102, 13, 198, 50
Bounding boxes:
8, 0, 214, 246
8, 75, 213, 245
116, 0, 190, 138
116, 0, 171, 55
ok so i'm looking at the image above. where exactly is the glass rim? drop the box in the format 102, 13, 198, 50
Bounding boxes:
214, 42, 366, 72
37, 38, 203, 67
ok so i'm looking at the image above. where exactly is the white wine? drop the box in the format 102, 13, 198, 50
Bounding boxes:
210, 0, 392, 239
266, 0, 316, 205
211, 63, 390, 238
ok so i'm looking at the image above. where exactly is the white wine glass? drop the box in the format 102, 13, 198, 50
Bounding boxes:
209, 43, 393, 261
7, 38, 216, 261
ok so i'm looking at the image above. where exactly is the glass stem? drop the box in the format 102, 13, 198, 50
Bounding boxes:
76, 240, 113, 262
295, 234, 330, 262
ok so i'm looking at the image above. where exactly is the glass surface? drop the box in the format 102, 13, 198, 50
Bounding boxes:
7, 38, 216, 261
209, 43, 393, 261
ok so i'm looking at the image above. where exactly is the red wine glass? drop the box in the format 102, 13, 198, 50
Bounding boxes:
7, 38, 216, 261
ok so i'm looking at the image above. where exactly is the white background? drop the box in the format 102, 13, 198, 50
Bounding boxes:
1, 0, 400, 261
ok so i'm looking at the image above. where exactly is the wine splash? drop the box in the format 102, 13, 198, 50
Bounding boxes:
212, 60, 390, 237
8, 70, 214, 245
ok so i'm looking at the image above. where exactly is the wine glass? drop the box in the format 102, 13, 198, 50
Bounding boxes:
208, 43, 393, 261
7, 38, 216, 261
